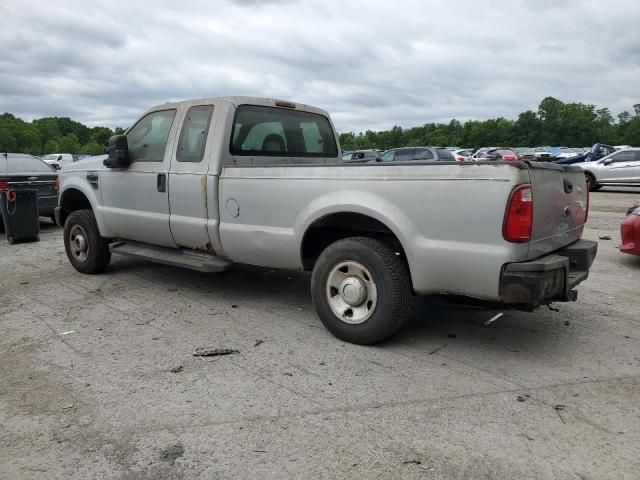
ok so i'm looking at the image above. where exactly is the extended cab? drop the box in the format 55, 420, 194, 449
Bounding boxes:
55, 97, 597, 344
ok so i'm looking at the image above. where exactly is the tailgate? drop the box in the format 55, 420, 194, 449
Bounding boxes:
527, 162, 588, 259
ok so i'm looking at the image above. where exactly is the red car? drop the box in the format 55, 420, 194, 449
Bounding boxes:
620, 203, 640, 256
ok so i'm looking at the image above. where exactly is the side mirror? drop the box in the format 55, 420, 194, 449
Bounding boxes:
603, 158, 614, 165
103, 135, 130, 168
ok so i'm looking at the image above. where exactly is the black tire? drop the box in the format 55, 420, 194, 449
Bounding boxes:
63, 209, 111, 274
585, 172, 601, 191
311, 237, 411, 345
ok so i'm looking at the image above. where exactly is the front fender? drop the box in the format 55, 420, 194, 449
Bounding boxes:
59, 174, 115, 238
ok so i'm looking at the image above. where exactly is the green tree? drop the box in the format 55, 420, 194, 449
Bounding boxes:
57, 133, 81, 153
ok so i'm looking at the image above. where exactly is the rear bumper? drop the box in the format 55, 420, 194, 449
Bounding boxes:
499, 239, 598, 305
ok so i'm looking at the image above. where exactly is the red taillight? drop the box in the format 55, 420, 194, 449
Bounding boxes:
504, 155, 517, 161
457, 156, 465, 162
0, 180, 9, 191
503, 184, 533, 243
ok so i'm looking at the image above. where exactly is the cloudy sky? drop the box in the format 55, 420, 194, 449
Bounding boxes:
1, 0, 639, 132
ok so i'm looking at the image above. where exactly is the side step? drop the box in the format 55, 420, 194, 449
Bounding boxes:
109, 241, 232, 273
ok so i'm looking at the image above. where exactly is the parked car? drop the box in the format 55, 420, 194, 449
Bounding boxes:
555, 148, 583, 159
620, 203, 640, 256
451, 149, 472, 162
341, 149, 382, 163
42, 153, 76, 170
0, 153, 59, 229
579, 148, 640, 190
55, 96, 596, 344
375, 147, 455, 162
476, 149, 518, 162
534, 147, 554, 160
515, 148, 536, 160
555, 143, 616, 166
471, 147, 497, 161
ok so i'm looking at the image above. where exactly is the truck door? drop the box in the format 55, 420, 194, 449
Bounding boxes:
100, 108, 178, 247
168, 103, 217, 251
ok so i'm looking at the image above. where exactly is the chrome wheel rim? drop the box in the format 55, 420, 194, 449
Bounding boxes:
326, 261, 377, 324
69, 225, 89, 262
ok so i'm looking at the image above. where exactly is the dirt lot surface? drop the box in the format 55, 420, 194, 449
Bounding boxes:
1, 189, 639, 479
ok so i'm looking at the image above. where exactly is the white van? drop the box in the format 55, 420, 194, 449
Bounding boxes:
42, 153, 75, 170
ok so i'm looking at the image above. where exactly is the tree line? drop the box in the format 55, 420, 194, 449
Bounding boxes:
0, 114, 124, 156
1, 97, 639, 155
339, 97, 640, 151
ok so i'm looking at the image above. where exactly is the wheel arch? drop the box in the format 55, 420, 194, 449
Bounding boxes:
300, 210, 414, 290
58, 183, 114, 237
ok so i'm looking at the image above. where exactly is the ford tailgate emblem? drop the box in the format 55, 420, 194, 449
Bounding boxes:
28, 176, 38, 181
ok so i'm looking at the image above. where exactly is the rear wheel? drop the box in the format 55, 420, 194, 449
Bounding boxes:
311, 237, 411, 345
63, 209, 111, 274
585, 172, 601, 191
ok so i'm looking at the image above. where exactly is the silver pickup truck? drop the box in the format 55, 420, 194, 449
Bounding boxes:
55, 96, 597, 344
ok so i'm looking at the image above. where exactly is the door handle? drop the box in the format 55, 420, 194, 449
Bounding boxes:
157, 173, 166, 192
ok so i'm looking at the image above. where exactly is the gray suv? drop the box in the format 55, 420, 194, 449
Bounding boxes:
376, 147, 456, 163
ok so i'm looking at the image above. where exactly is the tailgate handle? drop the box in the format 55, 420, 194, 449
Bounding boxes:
563, 179, 573, 194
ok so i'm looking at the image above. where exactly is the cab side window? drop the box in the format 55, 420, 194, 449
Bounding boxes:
127, 109, 176, 162
380, 150, 395, 162
413, 148, 434, 161
611, 151, 635, 162
177, 105, 214, 162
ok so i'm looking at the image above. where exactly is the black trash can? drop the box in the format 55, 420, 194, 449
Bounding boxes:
0, 189, 40, 244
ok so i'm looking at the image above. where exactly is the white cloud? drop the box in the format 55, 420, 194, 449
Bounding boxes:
1, 0, 638, 132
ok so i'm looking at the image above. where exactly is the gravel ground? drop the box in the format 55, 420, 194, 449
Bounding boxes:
1, 188, 639, 479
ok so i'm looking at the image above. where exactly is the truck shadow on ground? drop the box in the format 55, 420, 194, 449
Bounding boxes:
110, 258, 567, 354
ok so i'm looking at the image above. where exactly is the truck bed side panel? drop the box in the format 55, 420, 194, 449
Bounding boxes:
219, 163, 529, 300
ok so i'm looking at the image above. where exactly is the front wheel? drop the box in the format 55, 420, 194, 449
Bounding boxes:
311, 237, 411, 345
585, 172, 601, 191
63, 209, 111, 274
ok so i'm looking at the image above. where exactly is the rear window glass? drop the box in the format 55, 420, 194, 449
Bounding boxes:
230, 105, 338, 157
2, 156, 55, 174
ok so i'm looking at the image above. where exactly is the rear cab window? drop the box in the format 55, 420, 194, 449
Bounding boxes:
230, 105, 338, 161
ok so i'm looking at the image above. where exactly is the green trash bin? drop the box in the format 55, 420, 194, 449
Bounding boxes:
0, 189, 40, 244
